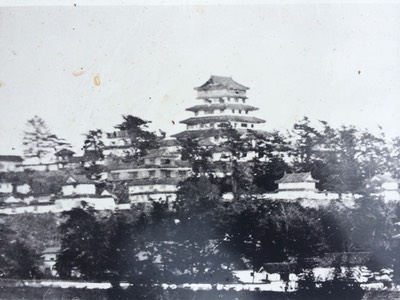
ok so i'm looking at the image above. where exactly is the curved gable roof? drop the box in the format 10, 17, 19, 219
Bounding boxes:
194, 76, 249, 91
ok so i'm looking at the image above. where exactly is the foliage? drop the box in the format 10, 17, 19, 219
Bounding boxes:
178, 138, 213, 175
10, 115, 400, 290
288, 118, 391, 194
0, 222, 40, 279
22, 116, 71, 163
56, 207, 108, 279
114, 115, 162, 161
2, 213, 59, 253
217, 199, 328, 270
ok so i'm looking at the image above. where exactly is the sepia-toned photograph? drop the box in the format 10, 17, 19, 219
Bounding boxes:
0, 0, 400, 299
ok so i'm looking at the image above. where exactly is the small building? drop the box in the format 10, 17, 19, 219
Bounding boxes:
259, 262, 298, 283
0, 155, 23, 172
54, 149, 83, 170
22, 162, 59, 172
276, 172, 319, 192
0, 180, 13, 194
109, 148, 191, 205
103, 130, 132, 157
15, 183, 31, 195
2, 195, 25, 207
260, 172, 333, 204
370, 173, 400, 202
129, 178, 179, 204
55, 149, 75, 161
300, 252, 373, 283
259, 171, 358, 207
62, 175, 97, 196
41, 246, 60, 277
55, 175, 116, 211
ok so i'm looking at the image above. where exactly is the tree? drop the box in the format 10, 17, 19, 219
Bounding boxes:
214, 125, 260, 197
0, 222, 39, 279
56, 207, 152, 285
290, 117, 321, 172
7, 240, 40, 279
217, 199, 328, 271
81, 129, 106, 177
178, 138, 213, 175
114, 115, 161, 161
288, 118, 391, 194
317, 125, 390, 194
56, 207, 108, 280
251, 131, 292, 192
153, 176, 229, 281
101, 211, 142, 286
23, 116, 71, 163
82, 129, 105, 161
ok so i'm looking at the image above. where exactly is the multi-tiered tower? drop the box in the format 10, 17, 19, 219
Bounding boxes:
173, 76, 265, 143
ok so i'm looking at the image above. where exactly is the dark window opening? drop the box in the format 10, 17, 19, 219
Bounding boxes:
162, 170, 172, 178
161, 159, 171, 165
128, 171, 138, 178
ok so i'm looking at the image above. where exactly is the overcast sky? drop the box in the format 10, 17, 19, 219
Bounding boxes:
0, 2, 400, 155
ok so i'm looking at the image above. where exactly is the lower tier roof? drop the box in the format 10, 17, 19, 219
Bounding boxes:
171, 128, 269, 139
186, 103, 258, 112
180, 115, 265, 125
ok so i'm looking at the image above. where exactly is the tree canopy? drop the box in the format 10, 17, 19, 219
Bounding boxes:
23, 116, 71, 163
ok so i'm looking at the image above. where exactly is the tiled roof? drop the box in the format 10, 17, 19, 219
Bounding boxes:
198, 139, 215, 147
180, 115, 265, 125
186, 104, 258, 112
108, 161, 139, 171
65, 175, 94, 185
261, 262, 297, 273
160, 138, 180, 147
301, 252, 372, 268
194, 76, 249, 91
371, 173, 400, 184
4, 196, 23, 204
111, 163, 191, 172
42, 246, 61, 254
55, 149, 75, 156
276, 172, 318, 184
172, 129, 225, 139
144, 148, 177, 159
171, 128, 267, 139
129, 178, 182, 186
0, 155, 23, 162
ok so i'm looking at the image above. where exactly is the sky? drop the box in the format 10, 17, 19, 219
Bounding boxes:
0, 2, 400, 155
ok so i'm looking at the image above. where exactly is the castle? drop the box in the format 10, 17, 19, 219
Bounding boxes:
0, 76, 397, 214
